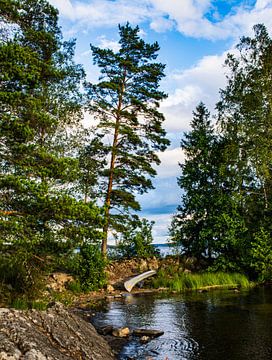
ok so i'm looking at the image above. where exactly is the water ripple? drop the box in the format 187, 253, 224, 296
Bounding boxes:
120, 336, 199, 360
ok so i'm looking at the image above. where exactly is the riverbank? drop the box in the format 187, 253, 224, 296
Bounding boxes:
0, 302, 115, 360
0, 255, 256, 310
0, 256, 261, 359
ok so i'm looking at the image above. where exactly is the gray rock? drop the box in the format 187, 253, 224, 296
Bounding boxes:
0, 303, 115, 360
133, 329, 164, 338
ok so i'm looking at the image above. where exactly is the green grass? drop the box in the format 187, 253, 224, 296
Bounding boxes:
152, 270, 251, 292
66, 280, 82, 294
10, 297, 48, 310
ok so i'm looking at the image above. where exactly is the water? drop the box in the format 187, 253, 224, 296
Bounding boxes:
92, 287, 272, 360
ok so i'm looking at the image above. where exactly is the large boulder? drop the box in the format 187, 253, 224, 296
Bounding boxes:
0, 303, 115, 360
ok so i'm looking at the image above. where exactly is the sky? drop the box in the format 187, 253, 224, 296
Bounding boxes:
49, 0, 272, 244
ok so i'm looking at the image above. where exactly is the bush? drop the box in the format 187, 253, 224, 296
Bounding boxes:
0, 249, 44, 300
250, 228, 272, 281
116, 218, 160, 259
71, 243, 106, 291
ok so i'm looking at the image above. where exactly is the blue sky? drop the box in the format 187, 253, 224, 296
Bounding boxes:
49, 0, 272, 243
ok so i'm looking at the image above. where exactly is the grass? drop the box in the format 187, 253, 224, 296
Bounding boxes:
152, 270, 251, 292
10, 297, 48, 310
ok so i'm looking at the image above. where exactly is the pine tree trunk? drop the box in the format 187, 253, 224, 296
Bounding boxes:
101, 76, 125, 256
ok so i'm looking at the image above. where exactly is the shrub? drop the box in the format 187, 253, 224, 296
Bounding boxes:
250, 228, 272, 282
0, 249, 44, 300
116, 218, 160, 258
71, 243, 106, 291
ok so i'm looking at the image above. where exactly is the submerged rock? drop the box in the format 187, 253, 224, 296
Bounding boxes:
0, 303, 115, 360
133, 329, 164, 338
112, 327, 130, 338
139, 335, 150, 344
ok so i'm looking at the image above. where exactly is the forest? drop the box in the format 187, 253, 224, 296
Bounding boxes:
0, 0, 272, 304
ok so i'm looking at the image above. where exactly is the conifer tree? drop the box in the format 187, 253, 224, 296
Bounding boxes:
86, 23, 170, 255
170, 103, 216, 257
0, 0, 101, 287
171, 103, 247, 265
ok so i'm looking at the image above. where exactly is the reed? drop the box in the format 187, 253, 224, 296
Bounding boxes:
152, 270, 251, 292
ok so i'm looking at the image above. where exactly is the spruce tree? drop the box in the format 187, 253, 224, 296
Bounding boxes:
171, 103, 247, 265
170, 103, 217, 257
86, 23, 170, 255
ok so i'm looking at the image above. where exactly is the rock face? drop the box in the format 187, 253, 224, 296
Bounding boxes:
0, 303, 115, 360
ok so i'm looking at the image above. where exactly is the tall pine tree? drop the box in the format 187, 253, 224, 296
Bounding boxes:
86, 23, 170, 255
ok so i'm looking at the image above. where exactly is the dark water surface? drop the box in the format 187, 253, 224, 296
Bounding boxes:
93, 287, 272, 360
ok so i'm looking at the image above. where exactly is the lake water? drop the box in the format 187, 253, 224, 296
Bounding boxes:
93, 286, 272, 360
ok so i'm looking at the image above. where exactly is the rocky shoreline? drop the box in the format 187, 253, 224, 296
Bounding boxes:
0, 302, 116, 360
0, 256, 205, 359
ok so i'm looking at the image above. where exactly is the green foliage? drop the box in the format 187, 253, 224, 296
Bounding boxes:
71, 244, 107, 291
66, 280, 82, 294
171, 25, 272, 280
10, 298, 29, 310
0, 0, 103, 299
116, 217, 159, 258
171, 103, 247, 261
250, 228, 272, 281
86, 23, 170, 254
152, 270, 250, 292
10, 298, 48, 310
0, 249, 45, 299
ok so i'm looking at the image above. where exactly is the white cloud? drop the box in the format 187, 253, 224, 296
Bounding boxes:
161, 51, 229, 132
150, 0, 272, 40
49, 0, 272, 40
155, 147, 184, 178
150, 16, 175, 32
143, 213, 172, 243
96, 35, 120, 52
49, 0, 153, 32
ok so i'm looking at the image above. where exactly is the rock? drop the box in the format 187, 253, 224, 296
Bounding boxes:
184, 257, 198, 271
139, 259, 148, 272
147, 258, 159, 271
97, 325, 114, 336
133, 329, 164, 338
106, 285, 115, 293
140, 336, 150, 344
0, 303, 115, 360
47, 272, 74, 292
112, 327, 130, 338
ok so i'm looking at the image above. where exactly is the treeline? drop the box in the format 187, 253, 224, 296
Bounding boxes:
1, 0, 271, 302
170, 24, 272, 281
0, 0, 167, 298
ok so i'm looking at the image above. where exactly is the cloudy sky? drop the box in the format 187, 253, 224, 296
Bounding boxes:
49, 0, 272, 244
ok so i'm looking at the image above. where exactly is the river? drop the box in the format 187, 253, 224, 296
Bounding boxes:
92, 286, 272, 360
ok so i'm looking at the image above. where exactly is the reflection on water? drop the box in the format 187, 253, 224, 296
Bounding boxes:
92, 287, 272, 360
